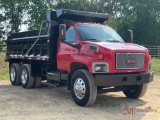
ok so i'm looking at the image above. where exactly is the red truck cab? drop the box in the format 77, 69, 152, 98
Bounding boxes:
57, 23, 151, 74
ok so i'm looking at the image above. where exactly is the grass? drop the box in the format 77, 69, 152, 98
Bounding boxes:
0, 53, 160, 80
0, 53, 9, 80
152, 58, 160, 76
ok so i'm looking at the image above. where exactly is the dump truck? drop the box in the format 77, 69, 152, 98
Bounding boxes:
6, 9, 154, 106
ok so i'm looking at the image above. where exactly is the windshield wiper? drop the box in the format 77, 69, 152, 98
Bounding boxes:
107, 40, 122, 43
83, 39, 101, 42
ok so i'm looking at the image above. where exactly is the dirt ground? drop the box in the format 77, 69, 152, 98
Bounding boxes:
0, 76, 159, 120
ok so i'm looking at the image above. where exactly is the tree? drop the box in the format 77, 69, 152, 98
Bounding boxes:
101, 0, 160, 45
0, 0, 159, 45
27, 0, 55, 30
55, 0, 99, 13
0, 14, 4, 39
0, 0, 29, 32
131, 0, 160, 45
27, 0, 99, 30
0, 11, 6, 40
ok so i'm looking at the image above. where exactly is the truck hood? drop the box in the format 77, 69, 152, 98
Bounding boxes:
85, 41, 147, 51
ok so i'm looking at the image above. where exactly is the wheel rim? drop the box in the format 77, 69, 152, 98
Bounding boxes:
10, 68, 15, 82
73, 78, 86, 99
21, 69, 28, 84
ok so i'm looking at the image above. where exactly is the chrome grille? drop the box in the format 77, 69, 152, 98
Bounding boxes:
116, 53, 144, 69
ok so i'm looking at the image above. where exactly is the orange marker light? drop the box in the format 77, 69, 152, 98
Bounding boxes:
98, 55, 104, 60
149, 54, 152, 60
61, 29, 64, 36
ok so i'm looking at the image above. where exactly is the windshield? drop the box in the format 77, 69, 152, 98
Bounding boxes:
76, 24, 124, 42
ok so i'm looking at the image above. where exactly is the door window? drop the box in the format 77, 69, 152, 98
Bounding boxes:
65, 26, 76, 43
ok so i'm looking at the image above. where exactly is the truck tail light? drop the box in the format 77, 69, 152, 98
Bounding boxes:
98, 55, 104, 60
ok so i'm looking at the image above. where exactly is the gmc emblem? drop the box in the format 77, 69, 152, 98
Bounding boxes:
126, 60, 136, 64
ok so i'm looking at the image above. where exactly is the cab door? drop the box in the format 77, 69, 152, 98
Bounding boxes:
57, 26, 77, 71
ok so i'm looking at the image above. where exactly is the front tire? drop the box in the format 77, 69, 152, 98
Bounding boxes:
9, 63, 21, 85
71, 69, 97, 106
20, 64, 34, 89
123, 84, 148, 99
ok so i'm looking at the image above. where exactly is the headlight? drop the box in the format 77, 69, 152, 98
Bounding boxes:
95, 66, 102, 72
92, 62, 109, 73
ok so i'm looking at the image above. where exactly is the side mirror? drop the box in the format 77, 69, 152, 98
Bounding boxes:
59, 24, 66, 40
126, 30, 133, 43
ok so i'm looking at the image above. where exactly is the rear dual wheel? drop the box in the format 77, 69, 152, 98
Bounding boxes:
20, 64, 42, 88
9, 63, 21, 85
34, 77, 42, 88
9, 63, 42, 88
20, 64, 34, 88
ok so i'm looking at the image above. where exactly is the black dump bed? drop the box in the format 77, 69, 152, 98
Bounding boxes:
6, 9, 109, 62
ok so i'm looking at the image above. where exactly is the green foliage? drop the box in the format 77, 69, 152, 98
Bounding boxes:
101, 0, 160, 45
27, 0, 55, 30
152, 59, 160, 76
55, 0, 97, 12
0, 14, 4, 39
0, 29, 3, 39
130, 0, 160, 45
0, 53, 9, 80
0, 41, 6, 52
0, 0, 29, 32
0, 0, 160, 45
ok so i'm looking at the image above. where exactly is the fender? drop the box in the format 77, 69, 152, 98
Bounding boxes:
68, 54, 98, 73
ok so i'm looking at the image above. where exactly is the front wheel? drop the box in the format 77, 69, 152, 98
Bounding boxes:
71, 69, 97, 106
123, 84, 148, 99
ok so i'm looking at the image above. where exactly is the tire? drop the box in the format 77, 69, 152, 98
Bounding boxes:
71, 69, 97, 107
9, 63, 21, 85
123, 84, 148, 99
33, 76, 42, 88
20, 64, 34, 89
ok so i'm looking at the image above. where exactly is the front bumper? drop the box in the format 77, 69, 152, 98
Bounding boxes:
94, 71, 154, 86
